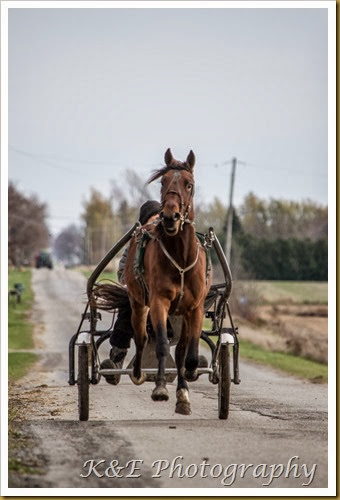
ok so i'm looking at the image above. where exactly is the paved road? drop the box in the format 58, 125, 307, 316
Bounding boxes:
9, 268, 328, 491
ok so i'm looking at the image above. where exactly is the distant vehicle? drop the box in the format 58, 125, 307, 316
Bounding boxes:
35, 251, 53, 269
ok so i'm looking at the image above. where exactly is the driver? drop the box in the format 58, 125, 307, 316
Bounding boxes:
100, 200, 161, 384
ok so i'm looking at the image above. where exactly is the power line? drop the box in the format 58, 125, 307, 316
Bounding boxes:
10, 145, 325, 180
215, 159, 326, 179
9, 145, 161, 171
9, 147, 91, 176
9, 145, 120, 166
244, 161, 326, 179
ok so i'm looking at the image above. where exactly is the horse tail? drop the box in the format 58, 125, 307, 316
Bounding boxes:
90, 282, 130, 311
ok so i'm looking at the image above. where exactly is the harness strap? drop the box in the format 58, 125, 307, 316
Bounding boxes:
133, 224, 203, 310
133, 228, 153, 305
157, 238, 200, 313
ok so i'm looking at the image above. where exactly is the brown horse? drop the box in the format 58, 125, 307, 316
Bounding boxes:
123, 148, 212, 415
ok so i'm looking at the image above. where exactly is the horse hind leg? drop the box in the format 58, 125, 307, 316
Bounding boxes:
152, 387, 169, 401
184, 337, 199, 382
130, 303, 148, 386
184, 309, 203, 382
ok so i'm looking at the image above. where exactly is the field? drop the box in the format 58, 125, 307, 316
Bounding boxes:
249, 280, 328, 305
76, 266, 118, 282
230, 280, 328, 379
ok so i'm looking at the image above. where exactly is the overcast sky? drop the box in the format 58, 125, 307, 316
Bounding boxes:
8, 4, 329, 236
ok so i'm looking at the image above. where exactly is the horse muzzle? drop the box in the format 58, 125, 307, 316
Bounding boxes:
160, 211, 181, 235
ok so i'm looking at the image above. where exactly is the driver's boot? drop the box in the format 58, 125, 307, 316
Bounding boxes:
100, 347, 127, 385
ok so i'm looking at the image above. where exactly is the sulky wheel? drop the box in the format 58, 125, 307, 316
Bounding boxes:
218, 343, 231, 420
77, 344, 90, 421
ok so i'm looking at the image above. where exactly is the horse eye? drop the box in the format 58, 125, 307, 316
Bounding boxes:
186, 183, 193, 191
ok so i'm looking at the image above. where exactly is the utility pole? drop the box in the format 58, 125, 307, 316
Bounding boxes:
225, 157, 237, 264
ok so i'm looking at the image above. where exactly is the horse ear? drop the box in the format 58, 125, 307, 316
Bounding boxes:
164, 148, 174, 166
186, 150, 195, 170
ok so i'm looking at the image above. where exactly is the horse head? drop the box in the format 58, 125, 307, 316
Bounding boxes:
148, 148, 196, 236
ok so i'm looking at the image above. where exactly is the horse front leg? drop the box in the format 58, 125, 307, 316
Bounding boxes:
130, 301, 148, 385
149, 298, 171, 401
175, 307, 204, 415
175, 318, 191, 415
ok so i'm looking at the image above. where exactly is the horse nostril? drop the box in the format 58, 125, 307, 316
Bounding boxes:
162, 212, 178, 222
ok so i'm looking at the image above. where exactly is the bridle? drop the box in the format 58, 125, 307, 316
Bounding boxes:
160, 169, 195, 230
158, 167, 198, 312
133, 165, 199, 312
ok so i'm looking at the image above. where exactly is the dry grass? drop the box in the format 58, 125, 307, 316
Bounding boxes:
230, 280, 328, 365
229, 280, 261, 323
248, 280, 328, 305
270, 312, 327, 364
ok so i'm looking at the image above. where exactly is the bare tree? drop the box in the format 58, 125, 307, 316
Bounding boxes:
110, 169, 159, 237
81, 188, 114, 264
125, 169, 152, 205
53, 224, 85, 265
8, 183, 50, 266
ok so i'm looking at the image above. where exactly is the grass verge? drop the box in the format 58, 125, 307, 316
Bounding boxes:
8, 269, 34, 351
9, 352, 38, 383
239, 339, 327, 383
201, 336, 327, 383
8, 269, 44, 481
9, 268, 38, 382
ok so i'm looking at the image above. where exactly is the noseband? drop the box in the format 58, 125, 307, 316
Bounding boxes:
160, 169, 195, 230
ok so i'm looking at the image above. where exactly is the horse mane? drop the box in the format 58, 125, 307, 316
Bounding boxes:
147, 162, 192, 184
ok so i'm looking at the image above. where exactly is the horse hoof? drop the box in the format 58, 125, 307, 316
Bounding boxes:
175, 401, 191, 415
131, 372, 147, 385
185, 369, 198, 382
151, 386, 169, 401
176, 388, 191, 414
